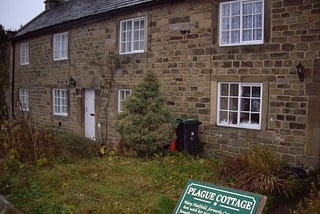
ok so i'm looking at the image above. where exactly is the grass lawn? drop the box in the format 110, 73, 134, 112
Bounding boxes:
2, 153, 219, 213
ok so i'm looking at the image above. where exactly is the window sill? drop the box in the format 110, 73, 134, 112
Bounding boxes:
217, 124, 261, 130
219, 41, 264, 47
53, 113, 68, 117
119, 51, 145, 55
53, 58, 68, 62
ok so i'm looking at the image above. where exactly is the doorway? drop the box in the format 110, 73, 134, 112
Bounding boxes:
84, 89, 95, 140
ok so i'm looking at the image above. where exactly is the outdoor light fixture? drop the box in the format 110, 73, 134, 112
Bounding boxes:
179, 29, 190, 35
296, 62, 304, 82
70, 77, 76, 87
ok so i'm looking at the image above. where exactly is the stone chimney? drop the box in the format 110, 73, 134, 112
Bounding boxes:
44, 0, 65, 11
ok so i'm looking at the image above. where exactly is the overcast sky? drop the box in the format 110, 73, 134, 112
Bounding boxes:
0, 0, 44, 30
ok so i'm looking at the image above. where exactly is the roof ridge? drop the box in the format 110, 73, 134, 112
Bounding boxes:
15, 0, 156, 38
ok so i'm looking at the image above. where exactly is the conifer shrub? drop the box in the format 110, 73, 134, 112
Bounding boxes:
115, 71, 175, 157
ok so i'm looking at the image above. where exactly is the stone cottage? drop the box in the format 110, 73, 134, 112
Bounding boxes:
11, 0, 320, 168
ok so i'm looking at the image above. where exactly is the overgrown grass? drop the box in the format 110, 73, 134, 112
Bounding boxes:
1, 153, 216, 213
1, 118, 317, 213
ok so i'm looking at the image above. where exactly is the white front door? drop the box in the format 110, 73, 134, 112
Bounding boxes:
85, 89, 95, 140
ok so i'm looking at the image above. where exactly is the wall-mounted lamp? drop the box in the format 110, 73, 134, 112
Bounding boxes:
296, 62, 304, 82
179, 29, 190, 35
70, 77, 76, 88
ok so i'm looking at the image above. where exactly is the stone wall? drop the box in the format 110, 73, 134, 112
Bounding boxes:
13, 0, 320, 168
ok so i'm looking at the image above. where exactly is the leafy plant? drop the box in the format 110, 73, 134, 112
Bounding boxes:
291, 175, 320, 214
115, 71, 175, 157
150, 194, 176, 214
0, 113, 60, 167
57, 132, 96, 161
219, 145, 300, 198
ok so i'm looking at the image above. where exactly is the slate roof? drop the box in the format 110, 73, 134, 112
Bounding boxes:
16, 0, 156, 38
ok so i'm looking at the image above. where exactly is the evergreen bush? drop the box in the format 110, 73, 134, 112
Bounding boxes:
115, 71, 175, 157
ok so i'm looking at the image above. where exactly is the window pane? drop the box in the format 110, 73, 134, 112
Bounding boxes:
229, 98, 238, 110
230, 84, 238, 96
220, 83, 229, 96
220, 97, 228, 110
240, 113, 250, 124
140, 30, 144, 40
121, 21, 125, 31
140, 20, 145, 29
243, 15, 252, 29
241, 98, 250, 111
221, 31, 230, 44
231, 30, 240, 43
252, 86, 261, 97
229, 112, 238, 124
243, 3, 253, 15
231, 17, 240, 29
125, 91, 131, 97
243, 30, 252, 41
62, 34, 68, 58
55, 97, 60, 106
222, 17, 230, 30
62, 106, 67, 113
219, 111, 228, 124
255, 2, 263, 13
251, 99, 260, 112
251, 113, 260, 124
133, 41, 139, 51
121, 32, 126, 42
134, 31, 139, 41
256, 15, 262, 28
127, 21, 132, 30
254, 29, 262, 40
221, 4, 230, 16
242, 86, 251, 97
120, 91, 124, 100
231, 2, 240, 15
134, 21, 140, 30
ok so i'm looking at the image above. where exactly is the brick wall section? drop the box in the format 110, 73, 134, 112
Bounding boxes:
13, 0, 320, 168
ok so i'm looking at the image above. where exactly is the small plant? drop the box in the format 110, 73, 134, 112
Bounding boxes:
0, 113, 60, 167
57, 132, 96, 161
291, 175, 320, 214
219, 145, 300, 198
115, 71, 175, 157
151, 194, 176, 214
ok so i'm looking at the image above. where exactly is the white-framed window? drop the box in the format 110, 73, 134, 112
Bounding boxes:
53, 32, 68, 61
217, 82, 262, 129
20, 42, 29, 65
119, 17, 145, 54
53, 88, 68, 116
219, 0, 264, 46
118, 89, 132, 112
19, 88, 29, 111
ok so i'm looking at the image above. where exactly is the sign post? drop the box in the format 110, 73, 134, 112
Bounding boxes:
173, 180, 267, 214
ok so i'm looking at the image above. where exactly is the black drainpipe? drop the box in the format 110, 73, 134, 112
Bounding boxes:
11, 41, 15, 118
